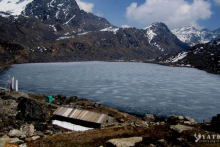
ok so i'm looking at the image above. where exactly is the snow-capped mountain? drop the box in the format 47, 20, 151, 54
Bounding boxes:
172, 26, 219, 46
0, 0, 189, 64
213, 28, 220, 39
0, 0, 113, 38
141, 22, 189, 53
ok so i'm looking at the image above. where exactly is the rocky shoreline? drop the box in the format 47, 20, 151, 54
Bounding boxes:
1, 58, 219, 76
0, 64, 12, 73
0, 91, 220, 147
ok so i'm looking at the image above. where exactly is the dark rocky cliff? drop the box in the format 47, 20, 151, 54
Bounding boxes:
156, 39, 220, 74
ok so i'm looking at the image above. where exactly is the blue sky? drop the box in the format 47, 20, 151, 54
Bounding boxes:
76, 0, 220, 31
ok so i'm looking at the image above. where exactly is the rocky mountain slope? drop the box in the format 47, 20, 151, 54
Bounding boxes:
0, 0, 189, 66
172, 26, 220, 46
156, 39, 220, 74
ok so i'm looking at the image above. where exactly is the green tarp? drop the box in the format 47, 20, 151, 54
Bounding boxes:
45, 96, 53, 103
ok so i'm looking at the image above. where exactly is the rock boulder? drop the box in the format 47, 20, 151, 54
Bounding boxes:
53, 95, 66, 105
185, 117, 196, 124
8, 130, 23, 138
106, 137, 142, 147
16, 97, 49, 122
170, 125, 194, 133
212, 114, 220, 130
20, 124, 34, 137
143, 114, 155, 122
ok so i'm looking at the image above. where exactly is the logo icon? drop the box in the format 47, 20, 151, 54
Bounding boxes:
194, 133, 202, 142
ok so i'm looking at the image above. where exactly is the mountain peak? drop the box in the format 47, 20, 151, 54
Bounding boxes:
152, 22, 166, 26
143, 22, 168, 30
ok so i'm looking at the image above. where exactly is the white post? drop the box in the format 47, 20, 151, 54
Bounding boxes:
12, 77, 14, 90
8, 75, 10, 91
16, 80, 18, 92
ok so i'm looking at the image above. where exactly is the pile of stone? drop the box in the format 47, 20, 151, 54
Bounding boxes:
0, 123, 64, 147
0, 124, 38, 147
167, 115, 196, 125
141, 114, 165, 127
52, 95, 78, 105
166, 115, 196, 134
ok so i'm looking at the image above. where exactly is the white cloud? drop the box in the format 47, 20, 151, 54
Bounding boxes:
121, 25, 131, 28
125, 0, 212, 29
96, 13, 104, 17
214, 0, 220, 5
76, 0, 94, 13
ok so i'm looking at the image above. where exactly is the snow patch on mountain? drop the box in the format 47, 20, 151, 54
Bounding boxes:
56, 35, 75, 41
64, 15, 76, 25
0, 0, 33, 16
56, 11, 60, 19
49, 0, 55, 7
171, 52, 188, 62
0, 12, 10, 17
143, 25, 157, 43
100, 27, 119, 34
163, 51, 188, 63
147, 29, 157, 43
49, 25, 57, 32
153, 42, 164, 52
78, 32, 91, 35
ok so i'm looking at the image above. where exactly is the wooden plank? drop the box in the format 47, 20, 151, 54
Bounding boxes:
68, 109, 76, 118
100, 115, 108, 123
76, 110, 84, 119
97, 114, 106, 123
60, 108, 68, 116
63, 108, 73, 117
90, 113, 100, 123
79, 111, 88, 120
57, 107, 66, 115
80, 111, 88, 120
86, 112, 96, 122
72, 109, 82, 119
53, 107, 62, 115
71, 109, 79, 119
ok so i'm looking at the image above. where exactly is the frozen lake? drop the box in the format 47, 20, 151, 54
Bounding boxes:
0, 61, 220, 122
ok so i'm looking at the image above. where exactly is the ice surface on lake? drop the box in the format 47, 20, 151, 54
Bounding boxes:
1, 61, 220, 122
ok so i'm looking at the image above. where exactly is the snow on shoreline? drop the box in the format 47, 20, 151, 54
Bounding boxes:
52, 120, 93, 131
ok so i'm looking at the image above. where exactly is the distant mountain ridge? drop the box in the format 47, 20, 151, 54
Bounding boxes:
0, 0, 189, 65
156, 38, 220, 74
172, 26, 220, 46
